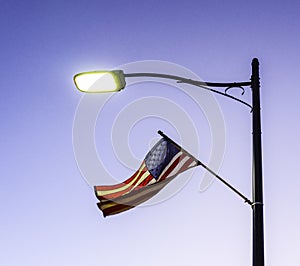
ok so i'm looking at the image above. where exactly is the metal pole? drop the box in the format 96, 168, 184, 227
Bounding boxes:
251, 58, 265, 266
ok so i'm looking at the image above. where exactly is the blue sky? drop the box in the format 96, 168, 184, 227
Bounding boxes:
1, 1, 300, 265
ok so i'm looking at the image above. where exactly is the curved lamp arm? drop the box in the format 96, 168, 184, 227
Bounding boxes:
124, 72, 252, 109
73, 70, 252, 109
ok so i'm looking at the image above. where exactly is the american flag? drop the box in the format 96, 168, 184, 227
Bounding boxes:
94, 133, 199, 217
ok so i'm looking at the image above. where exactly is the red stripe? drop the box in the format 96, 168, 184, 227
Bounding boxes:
98, 176, 177, 217
172, 157, 196, 178
159, 154, 186, 181
96, 168, 150, 200
94, 162, 145, 191
133, 175, 154, 190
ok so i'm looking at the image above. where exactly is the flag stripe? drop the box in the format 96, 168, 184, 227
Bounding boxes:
134, 174, 155, 189
158, 153, 191, 182
96, 164, 143, 191
172, 156, 197, 176
96, 171, 148, 200
95, 163, 149, 199
98, 176, 177, 217
157, 151, 183, 181
94, 173, 136, 191
95, 162, 146, 192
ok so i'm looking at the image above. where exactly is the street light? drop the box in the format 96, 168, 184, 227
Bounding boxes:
73, 58, 265, 266
73, 70, 126, 93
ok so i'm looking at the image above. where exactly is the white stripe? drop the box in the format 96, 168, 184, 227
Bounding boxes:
147, 178, 157, 185
166, 155, 191, 178
134, 171, 152, 187
156, 151, 183, 181
188, 160, 197, 168
98, 162, 148, 196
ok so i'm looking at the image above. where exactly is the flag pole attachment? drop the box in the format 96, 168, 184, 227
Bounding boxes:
158, 130, 253, 206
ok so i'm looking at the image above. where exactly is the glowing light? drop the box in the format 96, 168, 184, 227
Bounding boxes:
73, 70, 126, 93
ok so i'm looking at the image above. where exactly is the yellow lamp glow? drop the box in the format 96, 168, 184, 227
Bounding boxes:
73, 70, 126, 93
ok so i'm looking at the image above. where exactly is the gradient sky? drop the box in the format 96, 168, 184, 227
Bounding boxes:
1, 1, 300, 265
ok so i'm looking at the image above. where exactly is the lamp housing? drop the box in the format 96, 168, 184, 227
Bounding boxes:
73, 70, 126, 93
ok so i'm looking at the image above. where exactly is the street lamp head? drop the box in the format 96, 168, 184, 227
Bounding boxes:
73, 70, 126, 93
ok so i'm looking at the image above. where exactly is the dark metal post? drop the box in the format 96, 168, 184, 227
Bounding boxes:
251, 58, 265, 266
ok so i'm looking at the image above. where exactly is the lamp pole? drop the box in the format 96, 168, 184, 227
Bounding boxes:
251, 58, 264, 266
73, 58, 265, 265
